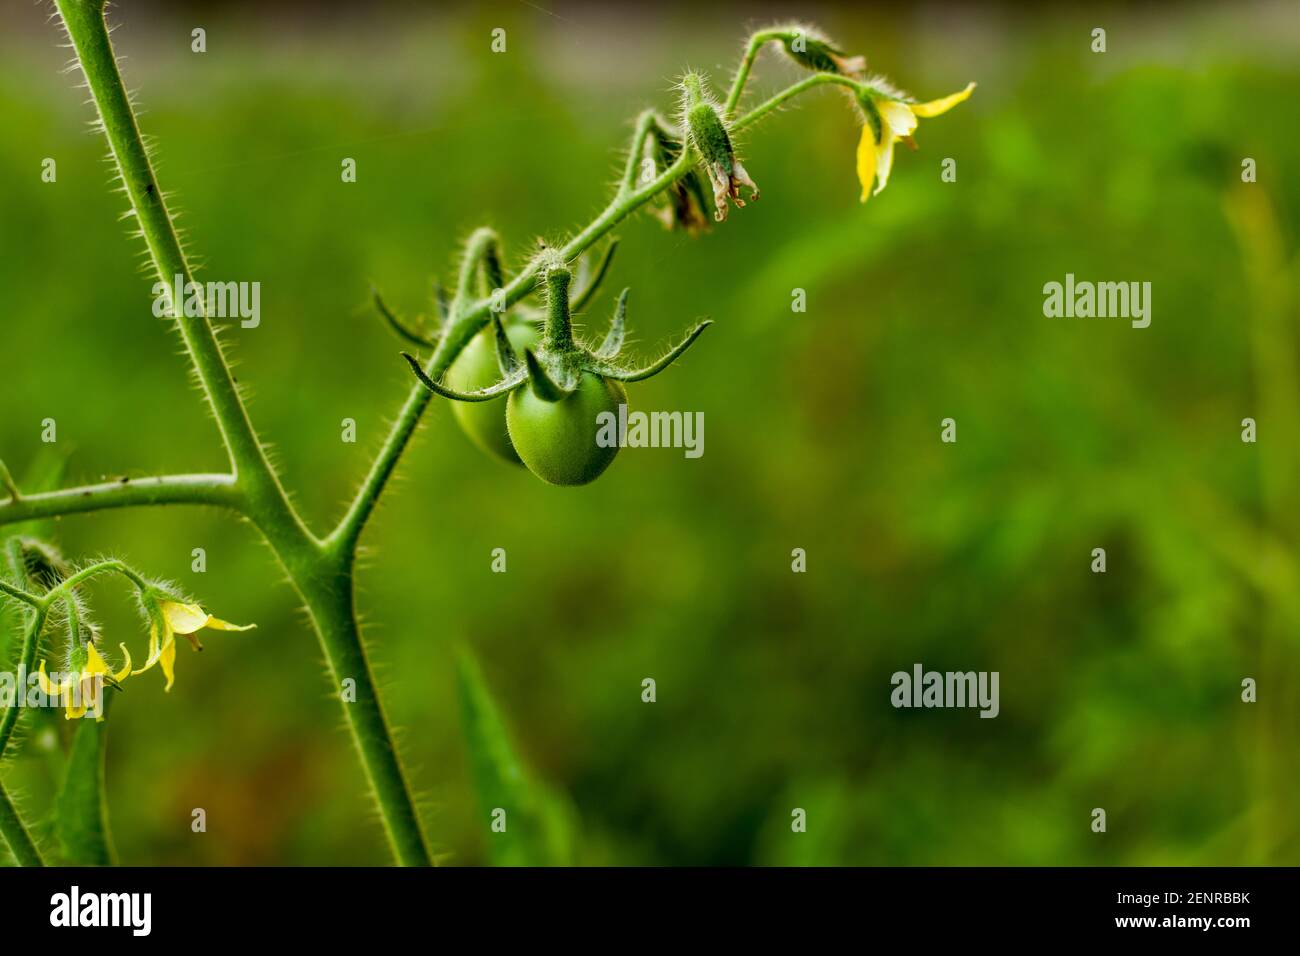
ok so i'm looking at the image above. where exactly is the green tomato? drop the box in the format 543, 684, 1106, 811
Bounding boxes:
507, 372, 627, 486
445, 322, 541, 464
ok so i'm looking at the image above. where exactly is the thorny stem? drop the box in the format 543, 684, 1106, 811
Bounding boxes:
10, 4, 853, 865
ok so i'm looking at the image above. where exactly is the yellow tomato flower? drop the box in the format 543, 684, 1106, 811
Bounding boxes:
133, 600, 254, 691
38, 641, 132, 720
857, 82, 975, 202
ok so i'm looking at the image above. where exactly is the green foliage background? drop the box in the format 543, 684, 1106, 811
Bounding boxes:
1, 0, 1298, 865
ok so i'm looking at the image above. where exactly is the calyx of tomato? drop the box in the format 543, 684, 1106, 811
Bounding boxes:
402, 253, 711, 405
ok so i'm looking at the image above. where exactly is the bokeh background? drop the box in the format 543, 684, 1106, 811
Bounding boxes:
2, 0, 1298, 865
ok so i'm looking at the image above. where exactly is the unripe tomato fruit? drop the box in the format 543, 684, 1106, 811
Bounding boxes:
445, 322, 541, 464
507, 372, 627, 485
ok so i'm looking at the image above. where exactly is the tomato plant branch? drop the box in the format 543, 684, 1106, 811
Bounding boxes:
732, 72, 862, 132
724, 29, 786, 116
330, 52, 836, 553
43, 559, 150, 602
0, 473, 241, 529
55, 1, 309, 553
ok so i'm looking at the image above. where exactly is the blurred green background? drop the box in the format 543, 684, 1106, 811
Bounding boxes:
2, 0, 1298, 865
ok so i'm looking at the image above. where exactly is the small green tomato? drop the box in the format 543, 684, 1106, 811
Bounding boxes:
444, 322, 540, 464
506, 372, 627, 486
402, 254, 710, 489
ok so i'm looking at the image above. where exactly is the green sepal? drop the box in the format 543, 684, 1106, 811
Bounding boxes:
372, 286, 436, 347
595, 289, 629, 359
586, 319, 712, 382
523, 348, 573, 402
401, 352, 526, 402
858, 94, 884, 146
587, 319, 712, 382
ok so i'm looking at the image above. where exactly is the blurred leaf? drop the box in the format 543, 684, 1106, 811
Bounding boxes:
54, 709, 115, 866
456, 648, 573, 866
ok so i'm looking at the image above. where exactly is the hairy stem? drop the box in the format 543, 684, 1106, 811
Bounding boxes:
296, 567, 430, 866
0, 780, 44, 866
0, 608, 48, 761
0, 608, 47, 867
54, 0, 430, 866
0, 581, 43, 610
724, 30, 783, 116
56, 2, 281, 508
731, 72, 861, 132
618, 109, 667, 193
0, 474, 241, 529
42, 560, 150, 604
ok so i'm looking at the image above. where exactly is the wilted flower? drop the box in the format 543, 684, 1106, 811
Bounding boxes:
681, 72, 759, 221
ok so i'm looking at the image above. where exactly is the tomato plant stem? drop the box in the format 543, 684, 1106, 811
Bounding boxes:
52, 0, 431, 867
0, 781, 44, 866
0, 474, 241, 525
0, 608, 48, 762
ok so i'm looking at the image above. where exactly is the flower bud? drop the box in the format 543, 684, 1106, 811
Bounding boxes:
776, 24, 865, 76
